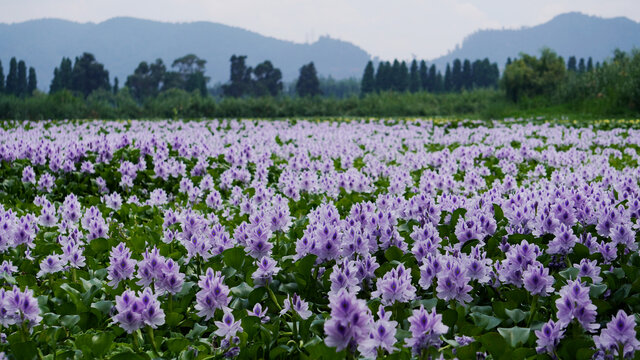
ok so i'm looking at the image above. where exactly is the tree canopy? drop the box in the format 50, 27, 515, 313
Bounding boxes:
296, 62, 321, 97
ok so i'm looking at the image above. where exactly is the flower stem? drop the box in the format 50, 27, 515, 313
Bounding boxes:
619, 342, 625, 360
146, 327, 160, 357
292, 317, 299, 340
132, 330, 140, 353
267, 285, 282, 311
527, 295, 539, 327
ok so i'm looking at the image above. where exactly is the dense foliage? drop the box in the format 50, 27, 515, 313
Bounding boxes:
361, 58, 500, 95
1, 118, 640, 359
0, 89, 512, 120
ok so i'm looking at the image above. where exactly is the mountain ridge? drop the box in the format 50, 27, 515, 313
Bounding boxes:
0, 17, 371, 90
429, 12, 640, 69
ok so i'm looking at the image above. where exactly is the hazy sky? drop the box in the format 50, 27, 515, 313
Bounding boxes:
2, 0, 639, 60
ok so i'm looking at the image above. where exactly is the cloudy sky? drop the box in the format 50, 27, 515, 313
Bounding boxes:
1, 0, 639, 60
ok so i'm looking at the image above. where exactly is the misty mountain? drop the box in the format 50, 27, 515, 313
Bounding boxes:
0, 17, 371, 90
429, 12, 640, 70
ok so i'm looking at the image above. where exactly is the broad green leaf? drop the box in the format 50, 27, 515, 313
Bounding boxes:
497, 327, 531, 348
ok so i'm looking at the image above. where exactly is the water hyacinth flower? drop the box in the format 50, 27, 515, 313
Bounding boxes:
324, 289, 372, 352
251, 257, 280, 287
156, 259, 185, 295
555, 279, 599, 332
136, 247, 166, 287
61, 241, 86, 269
2, 286, 42, 328
574, 258, 602, 283
522, 264, 555, 296
329, 261, 360, 296
36, 254, 65, 278
0, 261, 17, 277
405, 305, 448, 355
113, 288, 165, 333
534, 319, 565, 356
22, 166, 36, 184
593, 310, 640, 358
436, 261, 473, 304
107, 243, 137, 288
281, 293, 312, 320
214, 310, 243, 339
358, 305, 398, 358
371, 264, 416, 306
247, 303, 269, 323
547, 224, 577, 255
195, 268, 231, 320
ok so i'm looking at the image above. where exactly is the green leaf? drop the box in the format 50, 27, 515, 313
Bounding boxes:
493, 204, 505, 223
589, 283, 608, 298
471, 312, 503, 330
8, 333, 37, 360
497, 327, 531, 348
223, 247, 246, 270
166, 338, 190, 353
60, 314, 81, 328
231, 282, 254, 298
558, 267, 579, 280
91, 300, 114, 315
109, 351, 146, 360
479, 332, 507, 357
442, 309, 458, 327
504, 308, 527, 324
166, 312, 184, 327
89, 237, 109, 253
248, 287, 267, 306
59, 283, 88, 312
384, 246, 404, 262
186, 323, 208, 339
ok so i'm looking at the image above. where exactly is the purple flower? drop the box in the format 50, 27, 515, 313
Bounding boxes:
574, 259, 602, 283
156, 259, 185, 295
0, 261, 17, 277
245, 223, 273, 259
195, 268, 231, 320
358, 305, 398, 358
523, 264, 554, 296
547, 224, 577, 255
436, 261, 472, 305
555, 280, 599, 333
107, 243, 137, 288
593, 310, 640, 358
113, 288, 165, 333
3, 286, 42, 327
247, 303, 269, 323
324, 289, 372, 352
138, 288, 165, 329
36, 254, 64, 278
329, 261, 360, 296
251, 257, 280, 287
61, 241, 85, 269
405, 305, 448, 355
22, 166, 36, 184
535, 319, 565, 355
281, 293, 312, 320
214, 310, 243, 339
136, 247, 166, 287
371, 264, 416, 306
61, 194, 82, 223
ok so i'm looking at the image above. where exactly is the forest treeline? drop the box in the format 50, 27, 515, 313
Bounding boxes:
0, 48, 638, 119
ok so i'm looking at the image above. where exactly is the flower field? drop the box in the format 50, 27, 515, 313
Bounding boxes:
1, 118, 640, 359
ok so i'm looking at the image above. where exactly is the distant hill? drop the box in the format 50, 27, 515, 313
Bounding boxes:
0, 17, 371, 90
430, 12, 640, 70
